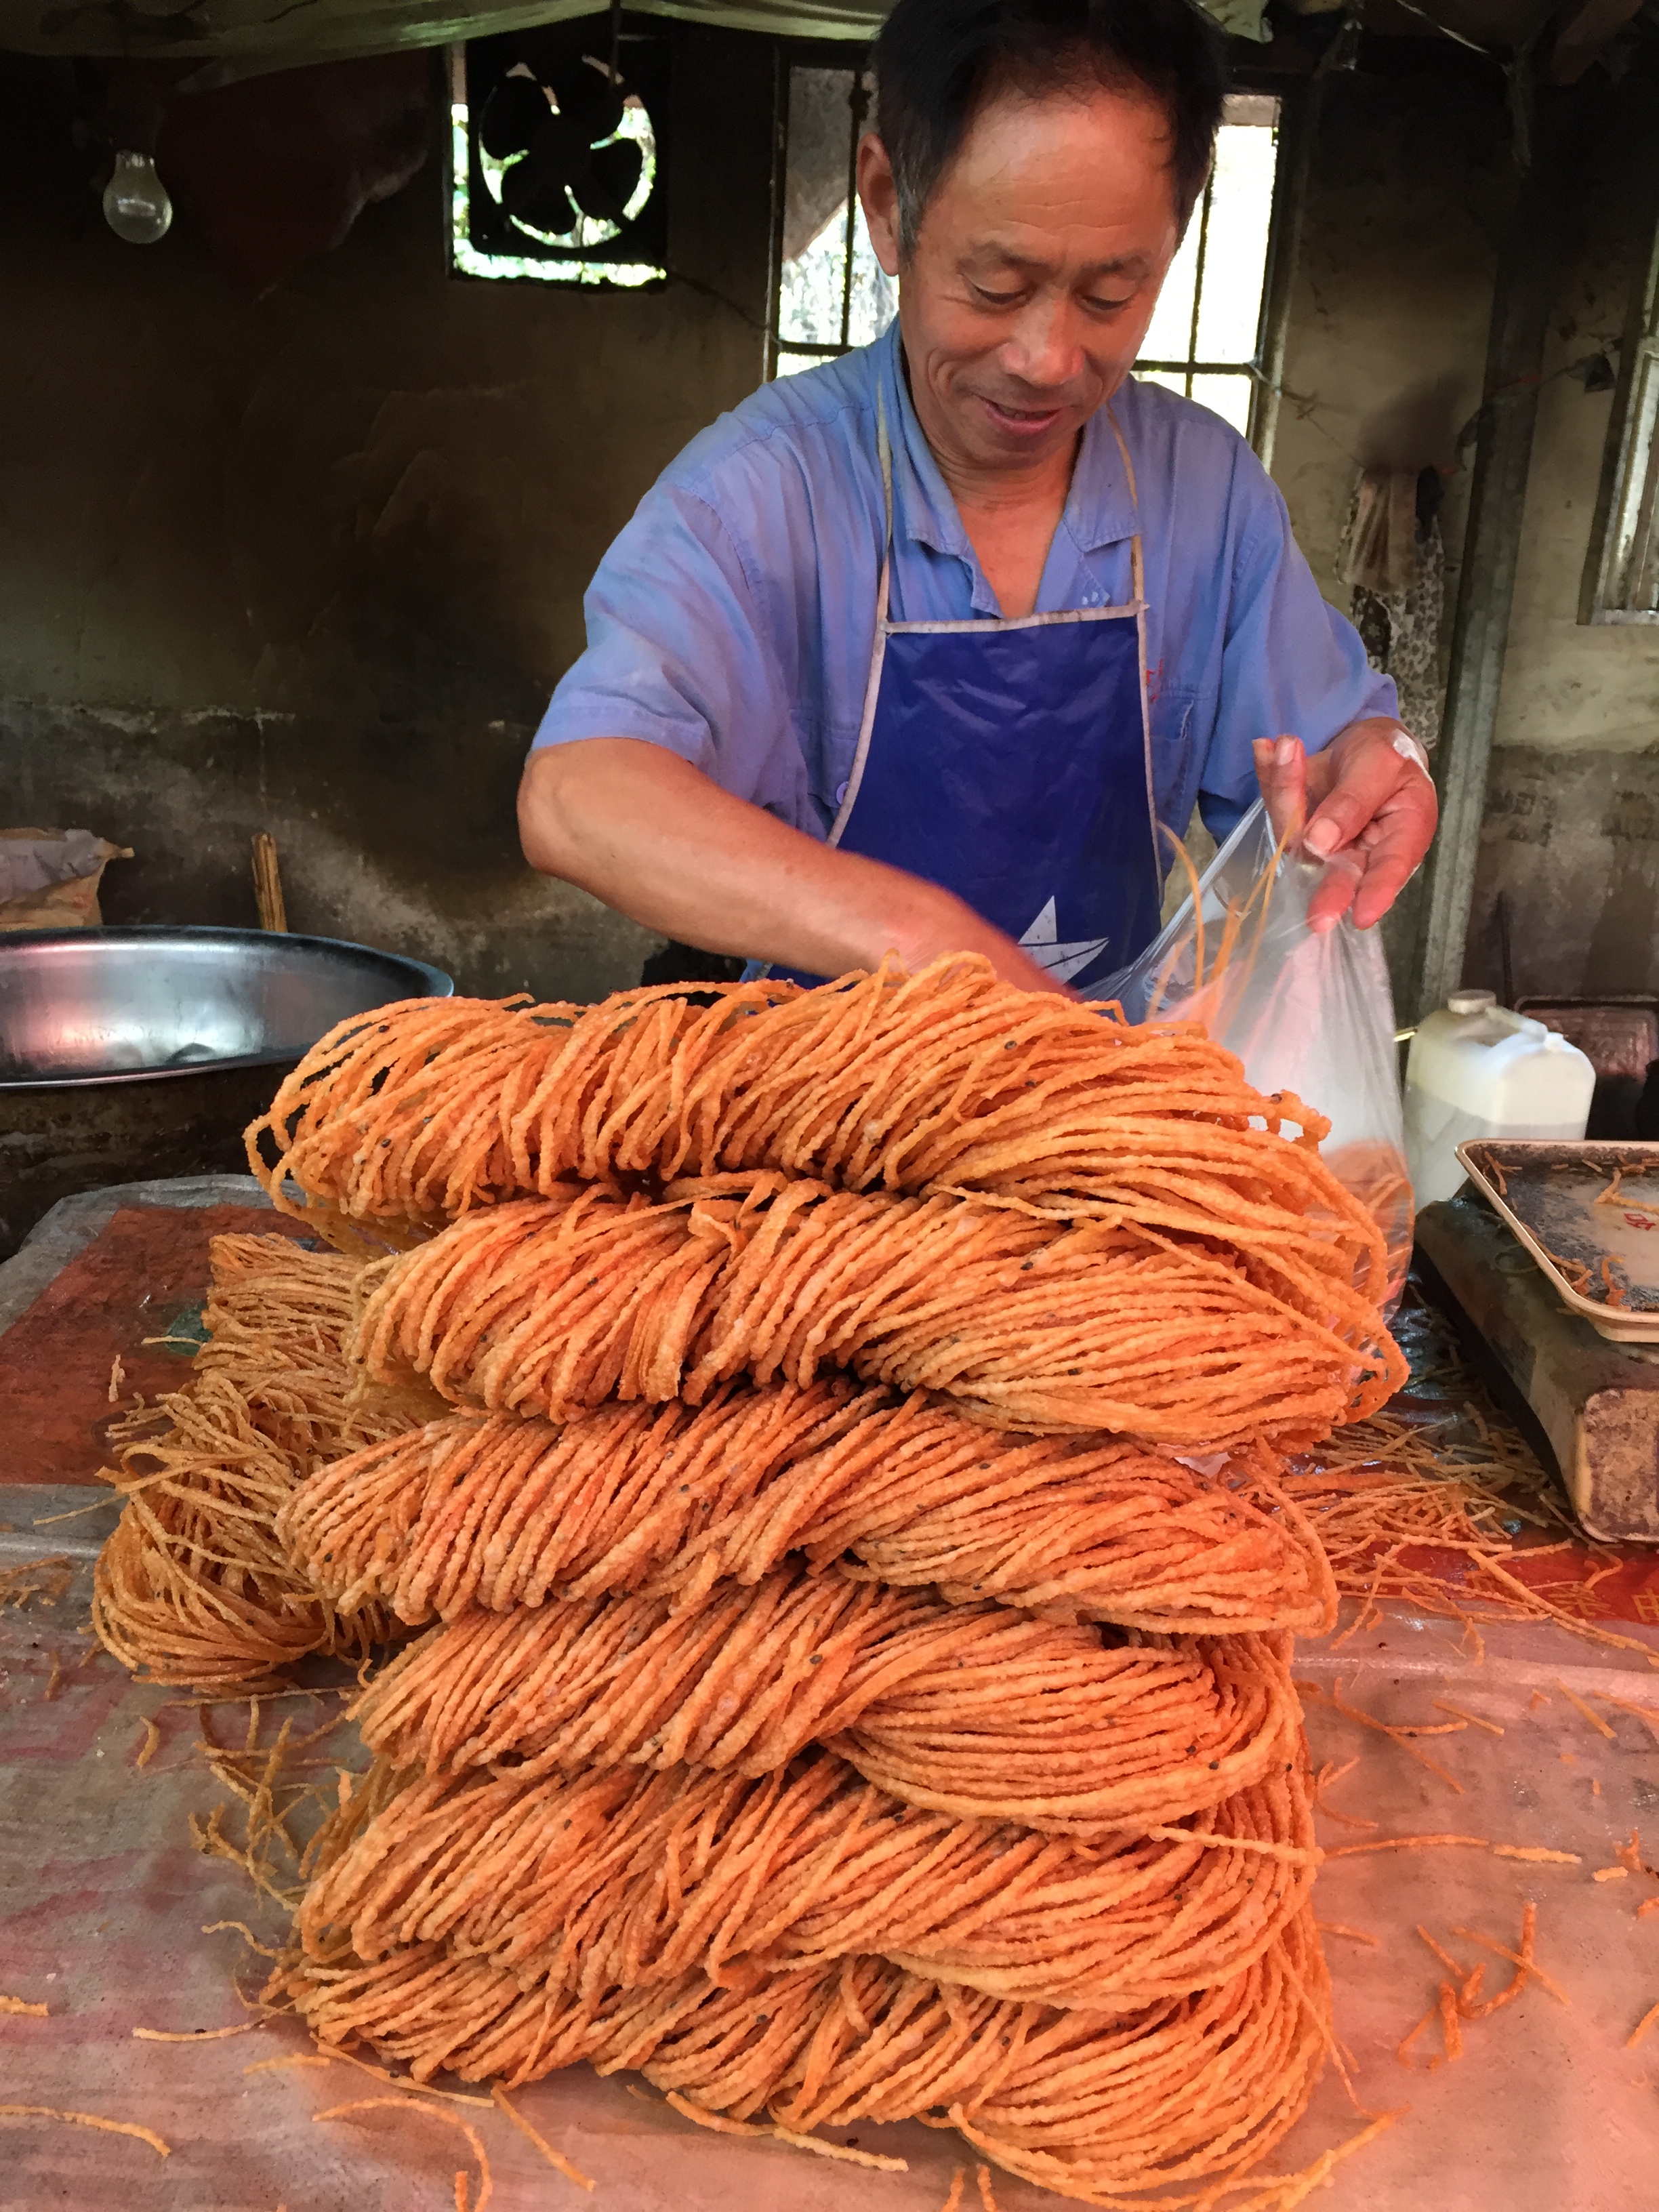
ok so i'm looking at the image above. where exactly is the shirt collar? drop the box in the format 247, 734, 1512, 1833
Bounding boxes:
876, 321, 1143, 573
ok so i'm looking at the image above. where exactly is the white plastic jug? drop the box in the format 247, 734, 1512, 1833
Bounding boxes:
1404, 988, 1596, 1205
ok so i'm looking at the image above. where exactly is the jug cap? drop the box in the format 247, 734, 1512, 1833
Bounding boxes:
1447, 988, 1497, 1016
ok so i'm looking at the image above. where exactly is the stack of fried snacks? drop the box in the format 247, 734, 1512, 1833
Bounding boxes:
226, 962, 1378, 2197
91, 1235, 415, 1688
342, 1174, 1401, 1448
247, 955, 1386, 1297
297, 1748, 1315, 2010
277, 1386, 1336, 1635
276, 1912, 1330, 2207
349, 1570, 1301, 1832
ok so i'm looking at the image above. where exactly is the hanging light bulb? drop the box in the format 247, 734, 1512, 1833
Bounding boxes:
103, 150, 172, 245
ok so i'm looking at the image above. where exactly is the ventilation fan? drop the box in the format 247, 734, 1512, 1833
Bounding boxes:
480, 58, 642, 239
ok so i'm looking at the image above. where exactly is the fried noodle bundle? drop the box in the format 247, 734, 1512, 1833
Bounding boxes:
274, 1911, 1330, 2209
91, 1235, 415, 1687
346, 1176, 1401, 1448
350, 1570, 1302, 1835
247, 957, 1389, 1306
297, 1746, 1315, 2011
278, 1383, 1336, 1637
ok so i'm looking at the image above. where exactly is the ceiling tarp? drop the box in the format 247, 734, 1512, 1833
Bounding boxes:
5, 0, 858, 62
0, 0, 1265, 65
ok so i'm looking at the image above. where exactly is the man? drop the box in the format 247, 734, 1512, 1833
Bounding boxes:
518, 0, 1437, 996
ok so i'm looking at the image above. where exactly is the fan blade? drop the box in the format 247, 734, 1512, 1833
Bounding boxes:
550, 58, 625, 144
571, 136, 642, 226
506, 180, 579, 235
501, 147, 579, 234
478, 76, 552, 159
501, 114, 583, 192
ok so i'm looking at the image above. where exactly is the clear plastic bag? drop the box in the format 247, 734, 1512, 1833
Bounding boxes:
1102, 798, 1413, 1313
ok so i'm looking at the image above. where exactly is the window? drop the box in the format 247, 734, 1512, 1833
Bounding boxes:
769, 61, 896, 378
448, 19, 669, 289
1134, 93, 1282, 438
766, 79, 1284, 440
1582, 211, 1659, 623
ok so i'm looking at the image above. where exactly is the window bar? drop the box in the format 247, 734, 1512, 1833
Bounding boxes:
838, 65, 869, 354
1136, 360, 1256, 377
763, 45, 790, 381
1627, 359, 1659, 610
1249, 91, 1305, 466
1183, 169, 1214, 399
1580, 187, 1659, 621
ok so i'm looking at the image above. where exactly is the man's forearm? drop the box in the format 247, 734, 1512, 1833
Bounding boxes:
518, 738, 1069, 991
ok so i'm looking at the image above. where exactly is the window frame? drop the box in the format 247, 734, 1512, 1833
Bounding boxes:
1580, 191, 1659, 625
764, 41, 878, 382
1132, 92, 1282, 446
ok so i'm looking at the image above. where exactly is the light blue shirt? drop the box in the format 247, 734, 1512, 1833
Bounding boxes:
533, 320, 1396, 853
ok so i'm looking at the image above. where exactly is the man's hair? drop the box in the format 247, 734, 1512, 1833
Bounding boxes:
872, 0, 1227, 256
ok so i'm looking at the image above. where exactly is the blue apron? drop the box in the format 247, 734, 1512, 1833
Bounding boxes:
771, 394, 1162, 994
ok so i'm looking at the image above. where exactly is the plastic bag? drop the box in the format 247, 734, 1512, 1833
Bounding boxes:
1101, 798, 1413, 1313
0, 827, 131, 930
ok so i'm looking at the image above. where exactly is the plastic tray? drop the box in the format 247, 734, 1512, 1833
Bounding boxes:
1456, 1140, 1659, 1343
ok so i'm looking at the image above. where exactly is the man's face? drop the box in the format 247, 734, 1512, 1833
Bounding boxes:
860, 81, 1182, 474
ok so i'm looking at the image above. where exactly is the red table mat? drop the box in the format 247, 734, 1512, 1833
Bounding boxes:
0, 1205, 316, 1487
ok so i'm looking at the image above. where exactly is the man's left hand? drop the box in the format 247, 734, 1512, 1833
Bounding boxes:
1253, 720, 1438, 935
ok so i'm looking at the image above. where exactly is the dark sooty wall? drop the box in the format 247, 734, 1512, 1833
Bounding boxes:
0, 33, 775, 1002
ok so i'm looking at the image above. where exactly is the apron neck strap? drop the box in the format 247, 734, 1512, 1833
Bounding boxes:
1104, 400, 1145, 607
875, 384, 896, 625
876, 384, 897, 552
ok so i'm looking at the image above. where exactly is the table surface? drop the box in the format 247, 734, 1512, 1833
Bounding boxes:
2, 1181, 1658, 2211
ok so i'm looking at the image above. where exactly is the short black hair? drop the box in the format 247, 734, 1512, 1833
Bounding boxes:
872, 0, 1227, 256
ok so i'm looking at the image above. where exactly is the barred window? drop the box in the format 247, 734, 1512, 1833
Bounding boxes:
1134, 93, 1282, 440
770, 62, 894, 378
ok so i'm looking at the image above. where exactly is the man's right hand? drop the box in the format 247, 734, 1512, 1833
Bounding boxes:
518, 738, 1071, 995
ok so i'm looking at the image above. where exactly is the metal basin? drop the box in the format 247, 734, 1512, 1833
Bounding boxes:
0, 926, 451, 1086
0, 928, 452, 1257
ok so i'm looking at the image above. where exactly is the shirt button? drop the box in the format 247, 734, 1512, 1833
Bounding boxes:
834, 781, 848, 806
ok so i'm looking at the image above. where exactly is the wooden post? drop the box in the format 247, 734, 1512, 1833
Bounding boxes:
251, 832, 287, 933
1251, 77, 1322, 476
1410, 81, 1595, 1021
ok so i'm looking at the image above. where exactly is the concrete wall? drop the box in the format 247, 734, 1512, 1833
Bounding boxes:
1267, 54, 1500, 1005
1269, 50, 1659, 1011
1270, 57, 1506, 608
1462, 76, 1659, 1001
0, 33, 774, 1004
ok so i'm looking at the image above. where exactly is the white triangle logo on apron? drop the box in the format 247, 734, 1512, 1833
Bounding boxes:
1017, 896, 1111, 985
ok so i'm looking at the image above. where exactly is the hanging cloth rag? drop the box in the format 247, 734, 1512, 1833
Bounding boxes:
1340, 465, 1446, 751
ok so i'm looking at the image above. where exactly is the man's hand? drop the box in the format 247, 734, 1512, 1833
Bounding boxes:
1252, 720, 1437, 935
